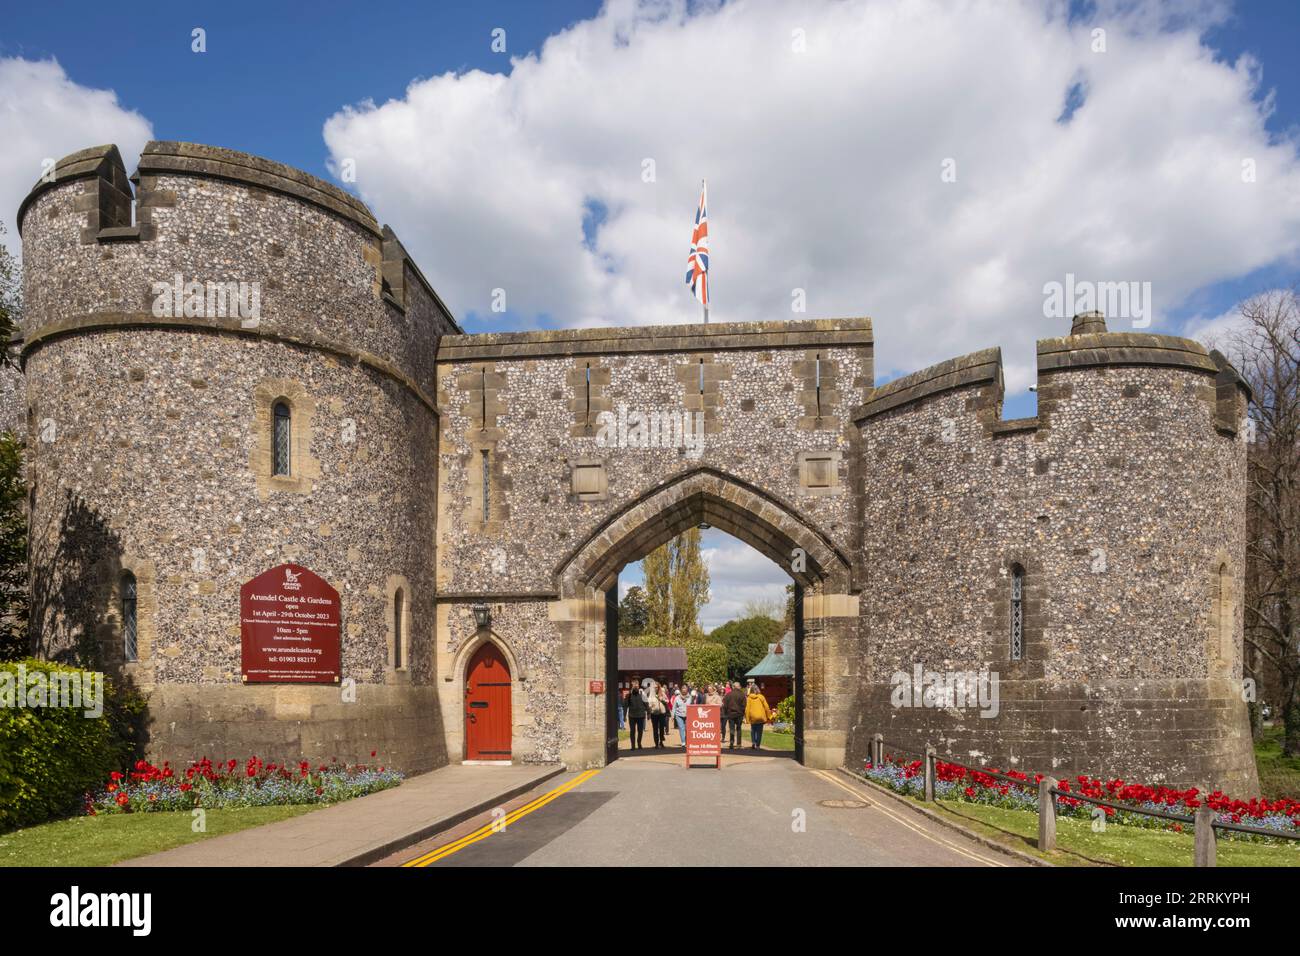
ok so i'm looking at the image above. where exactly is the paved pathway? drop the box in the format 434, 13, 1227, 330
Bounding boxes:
119, 763, 561, 867
387, 754, 1021, 867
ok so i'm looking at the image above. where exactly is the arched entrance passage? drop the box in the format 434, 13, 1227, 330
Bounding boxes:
465, 642, 513, 762
552, 468, 858, 770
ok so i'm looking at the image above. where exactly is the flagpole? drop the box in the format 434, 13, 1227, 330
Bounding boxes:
702, 177, 708, 324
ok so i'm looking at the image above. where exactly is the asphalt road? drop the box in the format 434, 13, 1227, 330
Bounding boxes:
379, 752, 1021, 867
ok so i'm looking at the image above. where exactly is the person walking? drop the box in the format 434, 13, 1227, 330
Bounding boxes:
673, 684, 689, 744
745, 684, 773, 749
648, 681, 668, 747
722, 681, 747, 750
626, 680, 648, 750
618, 686, 626, 730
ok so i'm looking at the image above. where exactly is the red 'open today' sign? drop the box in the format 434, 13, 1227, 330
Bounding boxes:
240, 563, 341, 684
685, 704, 722, 768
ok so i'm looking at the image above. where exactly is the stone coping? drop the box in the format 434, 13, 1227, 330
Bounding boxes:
20, 312, 438, 414
19, 141, 464, 335
855, 331, 1239, 424
854, 347, 1002, 422
436, 317, 874, 362
380, 226, 463, 334
1037, 332, 1219, 375
17, 144, 128, 234
135, 140, 380, 237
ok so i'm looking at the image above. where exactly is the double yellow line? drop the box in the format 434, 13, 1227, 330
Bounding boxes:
403, 769, 600, 867
811, 769, 1007, 867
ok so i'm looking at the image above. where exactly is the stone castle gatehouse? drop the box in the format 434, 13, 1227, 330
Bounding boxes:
13, 142, 1258, 792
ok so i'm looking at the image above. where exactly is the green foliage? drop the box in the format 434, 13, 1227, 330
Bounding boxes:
617, 585, 649, 637
775, 694, 796, 726
0, 220, 20, 357
622, 632, 671, 648
710, 614, 785, 678
683, 641, 727, 686
0, 659, 146, 831
640, 530, 711, 643
0, 432, 27, 661
1257, 723, 1300, 800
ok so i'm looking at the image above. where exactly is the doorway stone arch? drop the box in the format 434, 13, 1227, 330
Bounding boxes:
441, 628, 529, 763
548, 467, 860, 769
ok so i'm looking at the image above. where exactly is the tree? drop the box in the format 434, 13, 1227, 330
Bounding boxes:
0, 433, 26, 660
683, 641, 727, 686
640, 530, 711, 644
669, 528, 709, 641
709, 614, 785, 680
0, 223, 25, 660
618, 584, 649, 637
1213, 289, 1300, 756
741, 596, 782, 621
0, 221, 19, 355
643, 544, 671, 639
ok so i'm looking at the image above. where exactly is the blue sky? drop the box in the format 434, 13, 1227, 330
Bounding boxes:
4, 0, 1298, 629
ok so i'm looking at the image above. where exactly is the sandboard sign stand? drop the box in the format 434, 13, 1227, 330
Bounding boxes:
240, 563, 342, 684
685, 703, 722, 768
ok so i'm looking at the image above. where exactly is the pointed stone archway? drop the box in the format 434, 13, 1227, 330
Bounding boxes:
547, 467, 860, 769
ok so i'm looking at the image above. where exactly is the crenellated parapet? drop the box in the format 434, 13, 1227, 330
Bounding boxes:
854, 312, 1249, 444
18, 141, 458, 407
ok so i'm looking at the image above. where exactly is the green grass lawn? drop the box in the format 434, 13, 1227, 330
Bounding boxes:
761, 729, 796, 751
0, 805, 319, 868
929, 800, 1299, 867
1256, 723, 1300, 800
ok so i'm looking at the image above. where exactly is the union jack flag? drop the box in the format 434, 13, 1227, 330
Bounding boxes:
685, 179, 709, 308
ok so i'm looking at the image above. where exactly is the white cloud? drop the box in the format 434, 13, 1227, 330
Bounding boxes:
0, 58, 152, 254
323, 0, 1300, 392
1184, 303, 1248, 351
700, 532, 789, 632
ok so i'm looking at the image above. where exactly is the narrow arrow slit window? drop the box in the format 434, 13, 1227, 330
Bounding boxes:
1010, 564, 1025, 661
272, 400, 291, 476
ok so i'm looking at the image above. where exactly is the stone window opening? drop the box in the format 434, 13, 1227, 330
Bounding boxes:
584, 362, 591, 428
122, 571, 138, 662
479, 367, 487, 432
1010, 563, 1025, 661
385, 576, 413, 679
272, 400, 292, 476
250, 379, 320, 498
393, 587, 406, 670
1212, 561, 1233, 669
815, 353, 823, 420
481, 448, 491, 526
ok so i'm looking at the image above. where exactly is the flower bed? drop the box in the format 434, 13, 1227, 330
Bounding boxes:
86, 755, 403, 815
862, 755, 1300, 844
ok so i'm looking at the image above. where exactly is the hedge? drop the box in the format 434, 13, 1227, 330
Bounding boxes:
0, 659, 145, 831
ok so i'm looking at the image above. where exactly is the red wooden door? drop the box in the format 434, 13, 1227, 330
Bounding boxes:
465, 643, 512, 760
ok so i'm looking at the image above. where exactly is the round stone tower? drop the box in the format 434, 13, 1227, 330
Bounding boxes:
852, 310, 1257, 793
17, 142, 458, 771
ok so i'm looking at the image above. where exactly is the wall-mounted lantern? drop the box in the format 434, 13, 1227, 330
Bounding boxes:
471, 603, 491, 630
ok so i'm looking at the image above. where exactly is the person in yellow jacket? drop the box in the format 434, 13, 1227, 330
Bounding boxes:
744, 683, 773, 750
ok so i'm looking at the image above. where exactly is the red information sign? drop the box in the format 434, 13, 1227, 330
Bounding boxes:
240, 563, 341, 684
589, 679, 605, 694
685, 704, 722, 768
